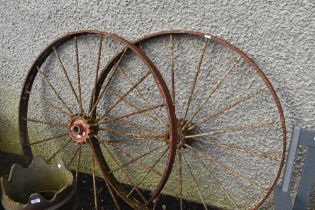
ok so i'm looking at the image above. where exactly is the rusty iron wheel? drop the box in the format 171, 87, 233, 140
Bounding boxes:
18, 30, 177, 209
102, 30, 286, 210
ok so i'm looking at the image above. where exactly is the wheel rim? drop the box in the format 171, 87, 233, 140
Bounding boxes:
18, 30, 177, 209
102, 30, 286, 209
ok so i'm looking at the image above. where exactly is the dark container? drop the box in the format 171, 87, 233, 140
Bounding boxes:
1, 157, 78, 210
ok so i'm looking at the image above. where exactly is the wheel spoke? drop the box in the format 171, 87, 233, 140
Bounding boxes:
103, 179, 121, 210
104, 70, 151, 115
101, 140, 147, 203
99, 139, 164, 177
190, 148, 241, 209
193, 138, 280, 161
89, 144, 119, 207
75, 144, 82, 181
92, 35, 104, 106
189, 86, 264, 130
185, 144, 266, 191
47, 139, 72, 162
127, 148, 168, 197
183, 58, 240, 130
179, 151, 184, 210
182, 40, 207, 120
66, 145, 81, 169
90, 149, 99, 210
89, 48, 127, 115
107, 143, 166, 175
98, 103, 165, 123
186, 120, 277, 138
99, 127, 165, 141
27, 91, 70, 117
182, 152, 208, 210
74, 36, 85, 115
28, 133, 68, 146
106, 89, 165, 128
118, 66, 166, 127
37, 66, 73, 114
24, 117, 67, 128
53, 47, 81, 110
169, 34, 175, 105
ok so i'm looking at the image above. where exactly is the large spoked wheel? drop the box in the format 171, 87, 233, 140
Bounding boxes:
19, 30, 177, 209
103, 30, 286, 209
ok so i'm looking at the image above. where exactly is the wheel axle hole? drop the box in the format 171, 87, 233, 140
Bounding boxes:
72, 125, 82, 135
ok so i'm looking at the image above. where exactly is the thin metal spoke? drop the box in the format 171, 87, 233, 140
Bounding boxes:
193, 138, 280, 161
91, 149, 98, 210
89, 48, 127, 116
182, 58, 240, 130
169, 34, 176, 105
53, 47, 81, 110
118, 66, 166, 127
37, 66, 73, 114
106, 89, 165, 128
92, 35, 104, 106
75, 145, 82, 181
182, 152, 208, 210
99, 128, 165, 141
190, 148, 241, 209
89, 139, 120, 209
127, 148, 168, 197
74, 36, 85, 115
185, 144, 265, 191
27, 91, 70, 117
88, 145, 120, 208
103, 70, 151, 115
101, 140, 147, 203
189, 86, 264, 130
47, 139, 72, 162
186, 120, 277, 138
179, 151, 184, 210
98, 103, 165, 123
66, 145, 81, 169
28, 133, 68, 146
94, 35, 104, 99
107, 143, 166, 174
98, 138, 164, 177
182, 40, 208, 120
24, 117, 67, 128
104, 181, 121, 210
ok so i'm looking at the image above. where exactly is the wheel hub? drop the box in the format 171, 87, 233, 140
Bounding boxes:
68, 115, 98, 144
167, 118, 195, 149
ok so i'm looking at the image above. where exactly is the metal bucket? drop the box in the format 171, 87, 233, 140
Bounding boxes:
1, 157, 78, 210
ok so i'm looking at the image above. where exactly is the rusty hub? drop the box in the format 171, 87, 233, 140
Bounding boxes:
166, 118, 195, 149
68, 114, 98, 144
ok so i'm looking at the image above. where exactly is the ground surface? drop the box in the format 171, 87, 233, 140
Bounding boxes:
0, 151, 219, 210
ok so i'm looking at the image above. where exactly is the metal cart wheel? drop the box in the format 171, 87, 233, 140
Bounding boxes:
18, 30, 177, 209
101, 30, 287, 210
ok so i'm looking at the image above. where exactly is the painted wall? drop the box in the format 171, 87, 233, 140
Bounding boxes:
0, 0, 314, 209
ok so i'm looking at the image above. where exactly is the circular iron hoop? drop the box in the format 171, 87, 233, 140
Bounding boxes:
18, 30, 177, 209
101, 30, 286, 209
